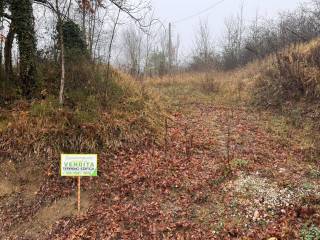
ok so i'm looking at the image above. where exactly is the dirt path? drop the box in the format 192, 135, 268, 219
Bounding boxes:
46, 103, 320, 239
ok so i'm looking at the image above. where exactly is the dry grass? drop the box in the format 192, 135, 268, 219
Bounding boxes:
145, 61, 266, 108
0, 66, 165, 201
250, 38, 320, 106
1, 73, 164, 157
0, 65, 166, 238
146, 38, 320, 110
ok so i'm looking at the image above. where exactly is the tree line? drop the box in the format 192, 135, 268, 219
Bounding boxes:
189, 0, 320, 71
0, 0, 152, 103
2, 0, 320, 102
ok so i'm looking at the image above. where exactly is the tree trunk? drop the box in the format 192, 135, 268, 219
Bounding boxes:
4, 23, 14, 82
106, 8, 121, 82
10, 0, 37, 98
56, 0, 65, 105
0, 27, 3, 82
0, 0, 4, 86
58, 22, 65, 105
81, 0, 86, 44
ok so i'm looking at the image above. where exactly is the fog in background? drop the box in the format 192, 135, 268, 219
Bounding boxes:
152, 0, 302, 55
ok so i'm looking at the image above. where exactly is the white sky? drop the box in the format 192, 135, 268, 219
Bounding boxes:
151, 0, 303, 55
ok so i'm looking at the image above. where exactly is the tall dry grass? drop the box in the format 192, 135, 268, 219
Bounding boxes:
145, 62, 263, 106
251, 38, 320, 106
147, 37, 320, 109
0, 64, 165, 168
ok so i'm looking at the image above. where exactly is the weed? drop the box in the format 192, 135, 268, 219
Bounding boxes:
302, 182, 315, 191
301, 224, 320, 240
73, 110, 100, 125
210, 168, 230, 187
212, 220, 225, 236
301, 194, 320, 205
307, 168, 320, 179
30, 97, 59, 118
231, 158, 249, 169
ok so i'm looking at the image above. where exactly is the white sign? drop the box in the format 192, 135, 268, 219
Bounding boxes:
61, 154, 98, 177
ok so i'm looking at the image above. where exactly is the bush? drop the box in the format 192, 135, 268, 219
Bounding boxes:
252, 39, 320, 107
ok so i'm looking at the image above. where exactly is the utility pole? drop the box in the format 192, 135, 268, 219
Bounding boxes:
168, 22, 173, 73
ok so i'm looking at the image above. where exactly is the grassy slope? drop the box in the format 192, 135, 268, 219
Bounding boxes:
0, 70, 164, 239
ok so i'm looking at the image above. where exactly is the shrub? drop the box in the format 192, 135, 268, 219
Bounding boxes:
252, 39, 320, 107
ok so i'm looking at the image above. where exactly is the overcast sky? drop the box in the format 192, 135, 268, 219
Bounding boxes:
151, 0, 303, 55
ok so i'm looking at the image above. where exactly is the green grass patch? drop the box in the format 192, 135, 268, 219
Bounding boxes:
30, 97, 59, 118
301, 224, 320, 240
231, 158, 249, 170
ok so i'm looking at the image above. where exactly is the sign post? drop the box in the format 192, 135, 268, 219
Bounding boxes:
61, 154, 98, 215
77, 175, 81, 213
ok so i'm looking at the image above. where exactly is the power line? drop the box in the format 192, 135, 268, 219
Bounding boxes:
173, 0, 228, 24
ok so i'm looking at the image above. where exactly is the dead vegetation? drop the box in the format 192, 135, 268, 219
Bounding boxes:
252, 38, 320, 107
45, 100, 320, 239
1, 29, 320, 240
0, 66, 165, 239
148, 38, 320, 164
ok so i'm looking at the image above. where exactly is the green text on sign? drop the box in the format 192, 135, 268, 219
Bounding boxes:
61, 154, 98, 177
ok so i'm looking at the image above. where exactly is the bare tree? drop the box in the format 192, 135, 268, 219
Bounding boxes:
106, 7, 121, 80
87, 0, 99, 58
122, 26, 143, 76
55, 0, 68, 105
39, 0, 72, 104
143, 12, 156, 77
221, 2, 245, 69
191, 19, 215, 71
